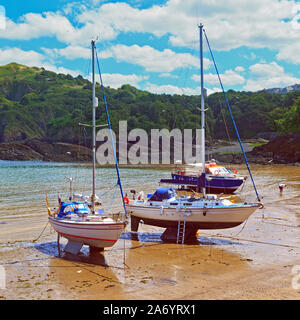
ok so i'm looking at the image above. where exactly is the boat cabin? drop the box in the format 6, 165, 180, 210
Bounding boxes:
57, 202, 90, 218
148, 187, 177, 202
173, 161, 233, 177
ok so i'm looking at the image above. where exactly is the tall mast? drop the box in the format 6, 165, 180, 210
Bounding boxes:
199, 24, 206, 198
91, 40, 98, 213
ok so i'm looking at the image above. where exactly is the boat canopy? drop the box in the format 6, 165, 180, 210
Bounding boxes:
57, 201, 90, 217
148, 187, 177, 202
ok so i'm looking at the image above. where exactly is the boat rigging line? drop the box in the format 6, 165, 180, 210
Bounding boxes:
95, 46, 128, 219
203, 28, 261, 204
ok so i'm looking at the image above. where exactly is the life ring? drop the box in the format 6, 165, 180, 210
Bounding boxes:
214, 170, 220, 176
232, 168, 238, 174
124, 196, 130, 205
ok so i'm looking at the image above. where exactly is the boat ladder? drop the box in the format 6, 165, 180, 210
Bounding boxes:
177, 207, 187, 244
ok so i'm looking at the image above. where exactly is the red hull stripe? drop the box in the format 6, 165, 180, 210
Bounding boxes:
58, 231, 117, 242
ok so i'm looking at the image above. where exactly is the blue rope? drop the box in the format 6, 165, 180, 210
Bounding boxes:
98, 183, 118, 198
94, 48, 128, 218
107, 184, 118, 212
203, 29, 261, 202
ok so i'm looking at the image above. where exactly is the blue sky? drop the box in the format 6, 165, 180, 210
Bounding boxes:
0, 0, 300, 95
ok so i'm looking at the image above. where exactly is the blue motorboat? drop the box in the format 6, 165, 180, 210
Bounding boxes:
160, 160, 246, 194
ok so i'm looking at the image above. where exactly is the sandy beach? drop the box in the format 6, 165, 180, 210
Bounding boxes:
0, 197, 299, 300
0, 164, 299, 300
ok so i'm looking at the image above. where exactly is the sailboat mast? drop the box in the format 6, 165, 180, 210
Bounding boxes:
199, 24, 206, 197
91, 40, 97, 213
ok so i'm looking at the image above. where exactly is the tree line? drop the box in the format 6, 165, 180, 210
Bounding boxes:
0, 63, 299, 146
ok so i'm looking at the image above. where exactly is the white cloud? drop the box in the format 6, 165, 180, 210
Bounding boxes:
144, 82, 219, 96
0, 47, 44, 66
206, 87, 222, 96
145, 82, 205, 95
276, 42, 300, 64
0, 47, 81, 78
103, 73, 148, 89
43, 45, 91, 60
3, 0, 300, 93
192, 69, 245, 86
248, 62, 284, 78
243, 61, 300, 91
1, 1, 299, 57
85, 0, 299, 52
145, 83, 186, 95
101, 44, 211, 72
159, 73, 179, 79
0, 10, 116, 45
86, 72, 148, 89
0, 12, 76, 42
41, 63, 81, 78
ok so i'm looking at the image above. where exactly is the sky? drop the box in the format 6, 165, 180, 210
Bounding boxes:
0, 0, 300, 95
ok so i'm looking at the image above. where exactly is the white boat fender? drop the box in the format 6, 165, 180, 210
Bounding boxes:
185, 209, 192, 216
137, 191, 145, 201
258, 202, 264, 209
160, 206, 164, 215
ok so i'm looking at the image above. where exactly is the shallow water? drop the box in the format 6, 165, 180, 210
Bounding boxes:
0, 161, 172, 218
0, 161, 299, 299
0, 160, 299, 220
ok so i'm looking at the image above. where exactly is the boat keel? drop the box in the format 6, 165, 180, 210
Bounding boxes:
89, 246, 104, 254
64, 240, 83, 255
161, 227, 198, 243
131, 215, 140, 232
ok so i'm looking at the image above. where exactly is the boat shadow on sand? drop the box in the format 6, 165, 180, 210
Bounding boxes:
34, 241, 109, 267
121, 231, 241, 246
32, 233, 241, 267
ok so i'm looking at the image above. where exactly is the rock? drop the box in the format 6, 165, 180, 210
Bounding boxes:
0, 139, 92, 162
250, 132, 300, 164
0, 142, 43, 160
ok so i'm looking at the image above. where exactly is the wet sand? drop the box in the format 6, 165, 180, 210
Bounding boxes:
0, 165, 299, 300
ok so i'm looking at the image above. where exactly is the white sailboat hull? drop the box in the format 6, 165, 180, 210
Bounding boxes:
126, 202, 259, 230
49, 216, 126, 248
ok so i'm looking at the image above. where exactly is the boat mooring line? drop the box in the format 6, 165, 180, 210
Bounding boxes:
70, 262, 123, 284
0, 257, 56, 266
32, 221, 50, 243
260, 221, 300, 228
211, 234, 300, 249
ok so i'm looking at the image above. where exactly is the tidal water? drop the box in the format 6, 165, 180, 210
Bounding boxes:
0, 160, 299, 221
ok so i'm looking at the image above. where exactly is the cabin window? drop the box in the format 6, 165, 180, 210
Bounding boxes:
64, 205, 74, 213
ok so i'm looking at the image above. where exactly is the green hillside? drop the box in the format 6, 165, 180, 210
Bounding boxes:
0, 62, 299, 145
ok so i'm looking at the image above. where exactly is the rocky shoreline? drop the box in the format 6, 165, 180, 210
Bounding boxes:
0, 139, 92, 162
249, 132, 300, 165
0, 133, 299, 165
